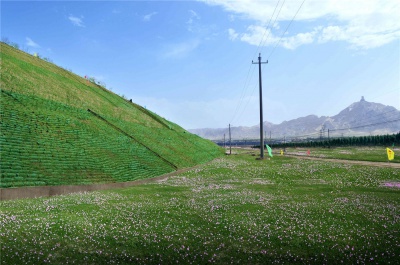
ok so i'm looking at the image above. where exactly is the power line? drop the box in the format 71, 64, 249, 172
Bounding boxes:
229, 0, 283, 125
267, 0, 306, 60
229, 62, 257, 124
233, 85, 258, 124
257, 0, 285, 55
232, 0, 305, 125
330, 118, 400, 132
282, 118, 400, 140
343, 109, 400, 128
231, 0, 287, 125
319, 107, 400, 133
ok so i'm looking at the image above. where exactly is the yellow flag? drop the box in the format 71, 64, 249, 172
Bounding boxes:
386, 148, 395, 161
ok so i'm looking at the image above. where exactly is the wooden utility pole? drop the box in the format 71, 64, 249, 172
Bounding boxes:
252, 53, 268, 159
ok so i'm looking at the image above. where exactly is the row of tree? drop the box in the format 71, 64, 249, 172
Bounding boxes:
270, 132, 400, 148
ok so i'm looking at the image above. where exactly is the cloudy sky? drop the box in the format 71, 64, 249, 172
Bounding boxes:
2, 0, 399, 129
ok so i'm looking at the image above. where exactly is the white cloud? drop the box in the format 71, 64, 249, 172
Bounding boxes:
143, 12, 158, 22
280, 29, 318, 50
318, 23, 400, 50
238, 25, 317, 49
202, 0, 400, 50
26, 37, 40, 48
240, 26, 276, 46
187, 10, 201, 32
68, 15, 85, 27
189, 10, 200, 20
319, 26, 347, 42
228, 28, 238, 41
163, 39, 200, 59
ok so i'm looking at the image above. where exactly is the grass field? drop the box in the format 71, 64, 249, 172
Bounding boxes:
283, 146, 399, 163
1, 150, 399, 264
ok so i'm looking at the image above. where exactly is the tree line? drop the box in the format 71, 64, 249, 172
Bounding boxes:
270, 132, 400, 148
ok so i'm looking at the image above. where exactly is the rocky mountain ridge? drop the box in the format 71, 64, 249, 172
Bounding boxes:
189, 97, 400, 141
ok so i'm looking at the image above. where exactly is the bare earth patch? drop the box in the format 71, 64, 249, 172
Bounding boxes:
382, 182, 400, 188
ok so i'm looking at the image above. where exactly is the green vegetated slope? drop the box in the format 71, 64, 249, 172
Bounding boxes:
0, 43, 223, 188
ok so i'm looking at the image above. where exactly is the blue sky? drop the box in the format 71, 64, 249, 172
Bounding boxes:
2, 0, 399, 129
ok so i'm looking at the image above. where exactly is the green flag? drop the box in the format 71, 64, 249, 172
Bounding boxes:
266, 145, 273, 157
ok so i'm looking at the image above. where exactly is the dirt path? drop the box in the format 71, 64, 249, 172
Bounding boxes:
2, 156, 398, 201
0, 163, 206, 201
285, 154, 400, 169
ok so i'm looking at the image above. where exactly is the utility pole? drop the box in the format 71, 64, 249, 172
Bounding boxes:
229, 124, 232, 155
265, 131, 267, 145
328, 129, 330, 148
320, 125, 325, 142
252, 53, 268, 159
223, 134, 226, 148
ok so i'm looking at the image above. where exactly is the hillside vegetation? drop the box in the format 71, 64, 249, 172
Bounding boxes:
0, 43, 223, 188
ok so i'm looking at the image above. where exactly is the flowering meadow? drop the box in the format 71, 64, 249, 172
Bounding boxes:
1, 152, 399, 264
284, 146, 399, 163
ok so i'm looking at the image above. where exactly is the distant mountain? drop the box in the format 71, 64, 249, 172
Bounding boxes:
189, 97, 400, 141
328, 96, 399, 133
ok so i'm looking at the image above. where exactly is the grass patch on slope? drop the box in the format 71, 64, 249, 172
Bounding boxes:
1, 153, 399, 264
0, 42, 223, 188
0, 90, 175, 187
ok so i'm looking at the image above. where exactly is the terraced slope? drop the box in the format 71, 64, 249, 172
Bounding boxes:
0, 43, 223, 188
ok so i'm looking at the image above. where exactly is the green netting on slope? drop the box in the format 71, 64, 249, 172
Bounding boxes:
1, 44, 165, 128
1, 43, 223, 189
105, 115, 223, 169
0, 90, 175, 188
